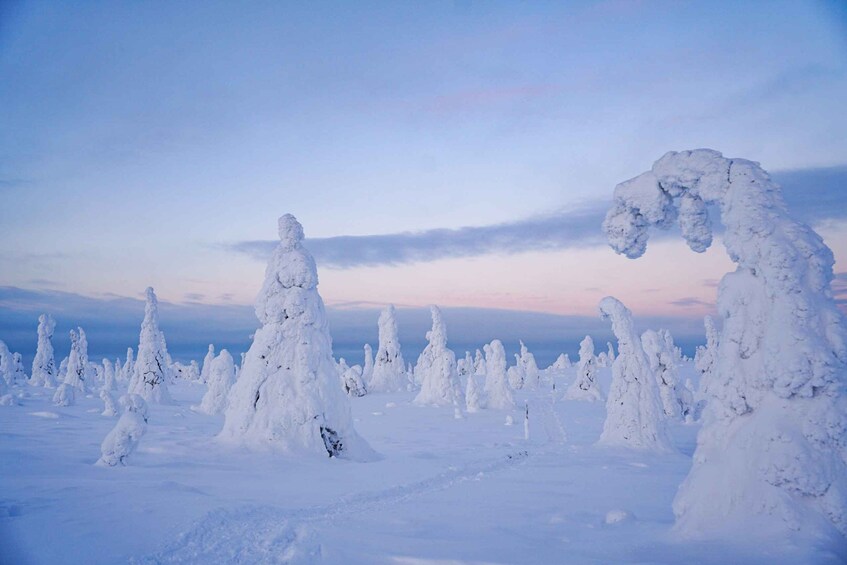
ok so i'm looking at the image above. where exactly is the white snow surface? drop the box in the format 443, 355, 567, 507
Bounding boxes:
604, 148, 847, 544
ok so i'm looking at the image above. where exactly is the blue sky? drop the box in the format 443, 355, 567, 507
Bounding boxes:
1, 1, 846, 366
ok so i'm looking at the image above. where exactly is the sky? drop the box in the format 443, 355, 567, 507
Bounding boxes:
1, 1, 846, 367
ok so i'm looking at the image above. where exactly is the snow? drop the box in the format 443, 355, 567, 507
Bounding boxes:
605, 148, 847, 545
219, 214, 372, 460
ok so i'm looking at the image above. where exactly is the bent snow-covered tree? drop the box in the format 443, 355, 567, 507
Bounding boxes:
219, 214, 372, 459
597, 297, 671, 452
604, 149, 847, 540
369, 305, 408, 393
128, 288, 172, 404
30, 314, 57, 388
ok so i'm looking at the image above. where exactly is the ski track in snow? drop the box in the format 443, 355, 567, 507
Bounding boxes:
136, 449, 532, 564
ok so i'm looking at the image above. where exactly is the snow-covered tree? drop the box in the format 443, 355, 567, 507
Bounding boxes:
190, 360, 201, 382
565, 336, 603, 402
11, 353, 26, 386
200, 344, 215, 384
0, 340, 13, 386
596, 298, 671, 451
596, 351, 610, 368
641, 329, 683, 419
340, 364, 367, 397
101, 359, 116, 392
196, 349, 236, 415
473, 349, 486, 375
457, 351, 474, 377
77, 329, 94, 386
30, 314, 57, 388
362, 344, 374, 385
604, 149, 847, 540
219, 214, 372, 459
550, 353, 571, 371
518, 341, 540, 389
369, 305, 408, 393
607, 342, 616, 364
53, 329, 86, 406
414, 306, 463, 407
128, 288, 172, 404
465, 370, 483, 413
483, 340, 515, 410
114, 357, 124, 383
97, 394, 148, 466
100, 389, 118, 417
693, 315, 719, 383
122, 347, 134, 382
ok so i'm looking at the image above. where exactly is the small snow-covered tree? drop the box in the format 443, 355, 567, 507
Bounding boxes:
0, 340, 13, 386
196, 349, 236, 415
604, 149, 847, 540
518, 341, 540, 389
362, 344, 374, 385
122, 347, 134, 381
219, 215, 372, 459
550, 353, 571, 371
369, 305, 409, 392
597, 297, 671, 452
607, 342, 616, 364
483, 340, 515, 410
114, 357, 124, 383
414, 305, 464, 407
77, 329, 94, 386
97, 394, 148, 466
128, 288, 172, 404
340, 365, 367, 397
565, 336, 602, 402
457, 351, 473, 377
596, 351, 609, 368
30, 314, 57, 388
641, 329, 683, 419
465, 371, 483, 413
101, 359, 115, 392
190, 360, 201, 382
473, 349, 486, 375
693, 315, 719, 383
100, 389, 118, 417
200, 344, 215, 384
53, 329, 85, 406
11, 353, 26, 386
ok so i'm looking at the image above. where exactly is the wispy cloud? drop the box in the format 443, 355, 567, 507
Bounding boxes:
228, 202, 609, 268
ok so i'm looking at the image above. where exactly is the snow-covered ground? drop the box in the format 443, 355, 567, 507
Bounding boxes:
2, 364, 838, 564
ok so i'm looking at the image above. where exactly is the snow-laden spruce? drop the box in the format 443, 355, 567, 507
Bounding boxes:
483, 340, 515, 410
604, 149, 847, 540
122, 348, 134, 382
101, 359, 116, 392
565, 336, 603, 402
30, 314, 57, 388
200, 344, 215, 384
693, 315, 719, 382
465, 370, 483, 412
77, 329, 94, 386
473, 349, 486, 375
97, 394, 148, 466
219, 215, 372, 459
641, 329, 684, 419
100, 389, 118, 417
413, 305, 464, 407
0, 341, 14, 386
340, 363, 367, 397
362, 344, 374, 385
518, 341, 540, 389
597, 298, 671, 452
10, 353, 26, 386
457, 351, 473, 377
196, 349, 236, 415
53, 328, 87, 406
128, 288, 172, 404
606, 342, 616, 364
550, 353, 571, 371
368, 305, 409, 393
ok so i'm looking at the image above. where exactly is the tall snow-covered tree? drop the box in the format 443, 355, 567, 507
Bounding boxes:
604, 149, 847, 540
565, 336, 603, 402
465, 370, 483, 413
413, 305, 463, 407
369, 305, 409, 393
128, 287, 172, 404
101, 359, 116, 392
518, 341, 540, 389
550, 353, 571, 371
473, 349, 486, 375
53, 329, 87, 406
596, 297, 671, 452
0, 340, 13, 386
10, 353, 27, 386
122, 348, 134, 382
483, 340, 515, 410
200, 344, 215, 384
30, 314, 57, 388
362, 344, 374, 385
641, 329, 683, 419
196, 349, 236, 415
219, 214, 372, 459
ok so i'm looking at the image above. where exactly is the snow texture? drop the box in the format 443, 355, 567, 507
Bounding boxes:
604, 148, 847, 541
128, 288, 172, 404
97, 394, 148, 466
196, 350, 237, 415
565, 336, 602, 402
483, 340, 515, 411
369, 305, 409, 393
597, 297, 671, 452
30, 314, 57, 388
219, 214, 372, 460
413, 305, 464, 407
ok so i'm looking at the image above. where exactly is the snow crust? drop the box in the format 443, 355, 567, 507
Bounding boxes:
219, 214, 372, 460
604, 148, 847, 541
